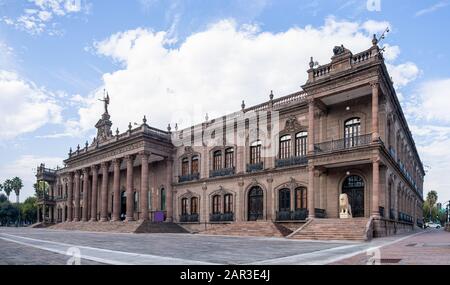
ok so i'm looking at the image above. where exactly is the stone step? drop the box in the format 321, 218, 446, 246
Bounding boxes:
289, 218, 370, 241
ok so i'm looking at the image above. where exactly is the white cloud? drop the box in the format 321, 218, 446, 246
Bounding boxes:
412, 79, 450, 122
385, 62, 420, 89
71, 18, 417, 136
0, 70, 63, 139
362, 20, 390, 35
0, 155, 64, 202
415, 1, 449, 17
2, 0, 88, 35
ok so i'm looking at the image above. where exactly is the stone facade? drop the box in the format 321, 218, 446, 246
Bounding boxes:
36, 40, 425, 237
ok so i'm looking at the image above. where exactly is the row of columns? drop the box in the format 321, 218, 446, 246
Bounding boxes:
62, 152, 173, 223
306, 82, 381, 219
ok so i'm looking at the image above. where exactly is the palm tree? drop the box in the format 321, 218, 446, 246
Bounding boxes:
3, 179, 13, 201
0, 183, 3, 194
11, 177, 23, 204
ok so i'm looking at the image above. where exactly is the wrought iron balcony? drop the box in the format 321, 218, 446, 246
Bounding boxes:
179, 213, 199, 222
209, 167, 235, 178
314, 134, 372, 154
246, 162, 264, 173
275, 209, 308, 221
398, 211, 413, 224
37, 193, 55, 202
209, 212, 234, 222
55, 195, 67, 201
178, 172, 200, 183
275, 156, 308, 168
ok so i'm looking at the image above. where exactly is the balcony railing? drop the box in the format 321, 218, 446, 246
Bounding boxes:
37, 193, 55, 202
209, 167, 235, 178
210, 212, 234, 222
314, 134, 372, 154
276, 209, 308, 221
246, 162, 264, 173
275, 156, 308, 168
179, 213, 199, 222
178, 173, 200, 183
398, 211, 413, 224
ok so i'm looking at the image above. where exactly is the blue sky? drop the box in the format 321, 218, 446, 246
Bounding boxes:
0, 0, 449, 204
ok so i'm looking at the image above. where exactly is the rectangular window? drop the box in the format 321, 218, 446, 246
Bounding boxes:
181, 198, 188, 215
225, 148, 234, 168
295, 132, 308, 157
191, 156, 199, 174
213, 151, 222, 170
250, 142, 262, 164
191, 197, 198, 214
181, 158, 189, 176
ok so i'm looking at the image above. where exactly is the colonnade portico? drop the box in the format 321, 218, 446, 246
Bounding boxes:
61, 151, 171, 223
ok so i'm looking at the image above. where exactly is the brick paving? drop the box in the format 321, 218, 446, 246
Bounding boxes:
333, 229, 450, 265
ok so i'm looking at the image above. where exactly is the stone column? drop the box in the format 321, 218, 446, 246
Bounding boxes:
140, 152, 150, 221
125, 155, 135, 221
73, 171, 80, 222
166, 158, 173, 222
267, 174, 274, 220
90, 165, 98, 222
236, 179, 244, 222
308, 99, 315, 154
42, 204, 46, 223
100, 162, 109, 222
371, 82, 379, 141
112, 158, 122, 221
372, 158, 381, 217
201, 183, 208, 223
308, 165, 315, 218
67, 174, 73, 222
82, 168, 89, 222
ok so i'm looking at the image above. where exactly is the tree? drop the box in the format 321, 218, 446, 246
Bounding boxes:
3, 179, 13, 201
0, 183, 3, 194
0, 193, 7, 203
0, 200, 20, 226
426, 191, 438, 208
425, 190, 438, 221
11, 177, 23, 204
20, 197, 37, 225
34, 180, 49, 198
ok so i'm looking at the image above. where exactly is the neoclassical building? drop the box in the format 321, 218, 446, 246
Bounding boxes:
36, 38, 424, 239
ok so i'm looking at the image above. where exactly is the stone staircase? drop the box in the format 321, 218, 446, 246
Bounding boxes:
289, 218, 371, 241
135, 221, 189, 234
200, 221, 290, 237
49, 221, 143, 233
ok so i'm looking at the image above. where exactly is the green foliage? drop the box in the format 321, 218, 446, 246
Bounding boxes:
19, 197, 37, 224
426, 190, 438, 207
2, 179, 13, 199
0, 194, 7, 203
34, 180, 49, 198
0, 200, 20, 226
11, 177, 23, 197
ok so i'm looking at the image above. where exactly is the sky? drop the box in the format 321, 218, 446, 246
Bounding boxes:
0, 0, 449, 205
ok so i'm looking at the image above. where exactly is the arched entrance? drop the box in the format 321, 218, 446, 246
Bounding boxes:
248, 186, 264, 221
342, 175, 365, 217
120, 191, 126, 221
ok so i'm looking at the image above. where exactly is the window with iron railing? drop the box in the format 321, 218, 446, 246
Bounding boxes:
250, 140, 262, 164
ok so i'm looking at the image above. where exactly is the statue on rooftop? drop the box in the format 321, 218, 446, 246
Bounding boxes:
99, 89, 110, 114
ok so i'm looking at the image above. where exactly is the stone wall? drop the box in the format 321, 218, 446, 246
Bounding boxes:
372, 217, 414, 237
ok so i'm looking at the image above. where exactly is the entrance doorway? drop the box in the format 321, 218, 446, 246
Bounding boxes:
120, 191, 126, 220
342, 175, 365, 217
248, 186, 264, 221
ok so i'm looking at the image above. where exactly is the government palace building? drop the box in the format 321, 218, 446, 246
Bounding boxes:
35, 37, 425, 240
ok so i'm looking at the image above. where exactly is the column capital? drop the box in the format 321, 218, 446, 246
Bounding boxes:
125, 154, 136, 161
112, 157, 122, 166
101, 161, 109, 170
370, 81, 380, 88
139, 150, 151, 157
307, 97, 315, 105
91, 164, 99, 173
74, 170, 80, 178
82, 167, 90, 175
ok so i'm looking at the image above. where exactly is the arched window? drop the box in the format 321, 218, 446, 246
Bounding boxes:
279, 188, 291, 211
212, 195, 221, 214
225, 148, 234, 168
279, 135, 291, 159
295, 187, 307, 209
224, 194, 233, 213
295, 131, 308, 157
213, 150, 222, 170
181, 157, 189, 176
190, 197, 198, 215
250, 140, 262, 164
344, 117, 361, 147
160, 188, 166, 211
191, 155, 199, 174
181, 198, 188, 215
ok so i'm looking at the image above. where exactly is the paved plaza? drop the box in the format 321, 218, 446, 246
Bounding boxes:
1, 227, 448, 265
